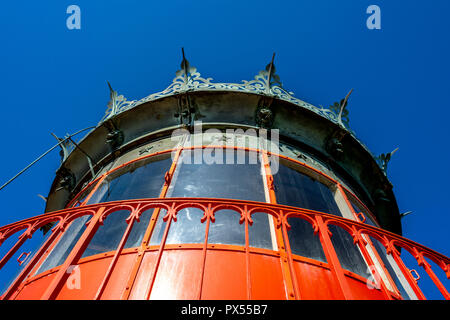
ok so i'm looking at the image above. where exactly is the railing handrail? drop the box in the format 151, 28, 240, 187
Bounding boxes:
0, 197, 448, 264
0, 197, 448, 300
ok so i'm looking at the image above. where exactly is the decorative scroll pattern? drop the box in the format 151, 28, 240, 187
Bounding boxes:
98, 58, 381, 171
100, 82, 137, 123
100, 63, 340, 125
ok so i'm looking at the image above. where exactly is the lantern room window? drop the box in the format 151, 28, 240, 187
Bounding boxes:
272, 160, 341, 215
41, 146, 393, 284
167, 149, 266, 201
86, 154, 172, 205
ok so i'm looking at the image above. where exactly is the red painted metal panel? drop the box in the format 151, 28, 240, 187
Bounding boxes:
1, 197, 449, 300
99, 252, 138, 300
345, 275, 386, 300
150, 249, 203, 300
14, 272, 57, 300
292, 259, 342, 300
201, 249, 247, 300
55, 255, 113, 300
128, 251, 158, 299
13, 249, 400, 300
249, 252, 286, 299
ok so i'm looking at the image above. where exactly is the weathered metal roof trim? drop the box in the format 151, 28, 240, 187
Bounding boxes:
99, 52, 386, 178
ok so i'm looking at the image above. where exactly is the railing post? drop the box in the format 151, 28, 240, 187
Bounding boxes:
261, 151, 299, 300
197, 203, 212, 300
0, 229, 30, 271
40, 207, 105, 300
243, 205, 252, 300
1, 224, 61, 300
94, 205, 141, 300
414, 249, 450, 300
315, 215, 354, 300
350, 228, 393, 300
278, 213, 301, 300
143, 203, 176, 300
337, 184, 400, 298
121, 147, 183, 300
389, 245, 426, 300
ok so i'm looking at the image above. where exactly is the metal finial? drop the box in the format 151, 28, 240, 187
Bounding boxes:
102, 81, 133, 122
267, 53, 276, 81
107, 81, 114, 93
264, 52, 280, 93
377, 147, 399, 174
180, 47, 191, 84
181, 47, 187, 79
329, 89, 353, 128
51, 132, 72, 162
338, 89, 353, 124
105, 81, 118, 120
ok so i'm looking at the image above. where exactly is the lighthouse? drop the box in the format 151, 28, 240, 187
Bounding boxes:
0, 51, 448, 300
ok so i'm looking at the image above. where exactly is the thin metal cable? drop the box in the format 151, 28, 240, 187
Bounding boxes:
0, 126, 96, 192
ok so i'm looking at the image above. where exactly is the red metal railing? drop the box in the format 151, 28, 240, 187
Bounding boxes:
0, 198, 448, 300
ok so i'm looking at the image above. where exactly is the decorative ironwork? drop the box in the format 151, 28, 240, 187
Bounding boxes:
94, 51, 389, 173
329, 89, 353, 128
99, 51, 341, 126
51, 133, 75, 163
0, 197, 448, 300
376, 147, 399, 174
101, 82, 135, 122
55, 167, 76, 192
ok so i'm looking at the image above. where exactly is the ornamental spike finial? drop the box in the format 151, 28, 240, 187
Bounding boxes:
51, 132, 73, 163
329, 88, 353, 128
377, 147, 399, 174
338, 88, 353, 125
176, 47, 197, 87
101, 81, 134, 123
107, 80, 114, 94
181, 47, 188, 82
266, 52, 276, 92
263, 52, 282, 93
105, 81, 118, 120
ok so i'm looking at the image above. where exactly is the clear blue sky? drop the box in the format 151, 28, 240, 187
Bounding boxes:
0, 0, 448, 299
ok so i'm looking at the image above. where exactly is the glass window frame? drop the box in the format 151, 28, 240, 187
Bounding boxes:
58, 142, 407, 292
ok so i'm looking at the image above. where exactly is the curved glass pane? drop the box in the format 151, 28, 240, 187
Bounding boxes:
208, 210, 245, 246
328, 224, 368, 278
36, 215, 91, 274
248, 212, 273, 250
286, 217, 327, 262
81, 210, 129, 258
348, 198, 378, 227
166, 208, 206, 244
149, 209, 167, 246
124, 209, 153, 249
273, 163, 341, 216
370, 236, 412, 299
71, 183, 96, 207
87, 155, 171, 204
168, 149, 265, 201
